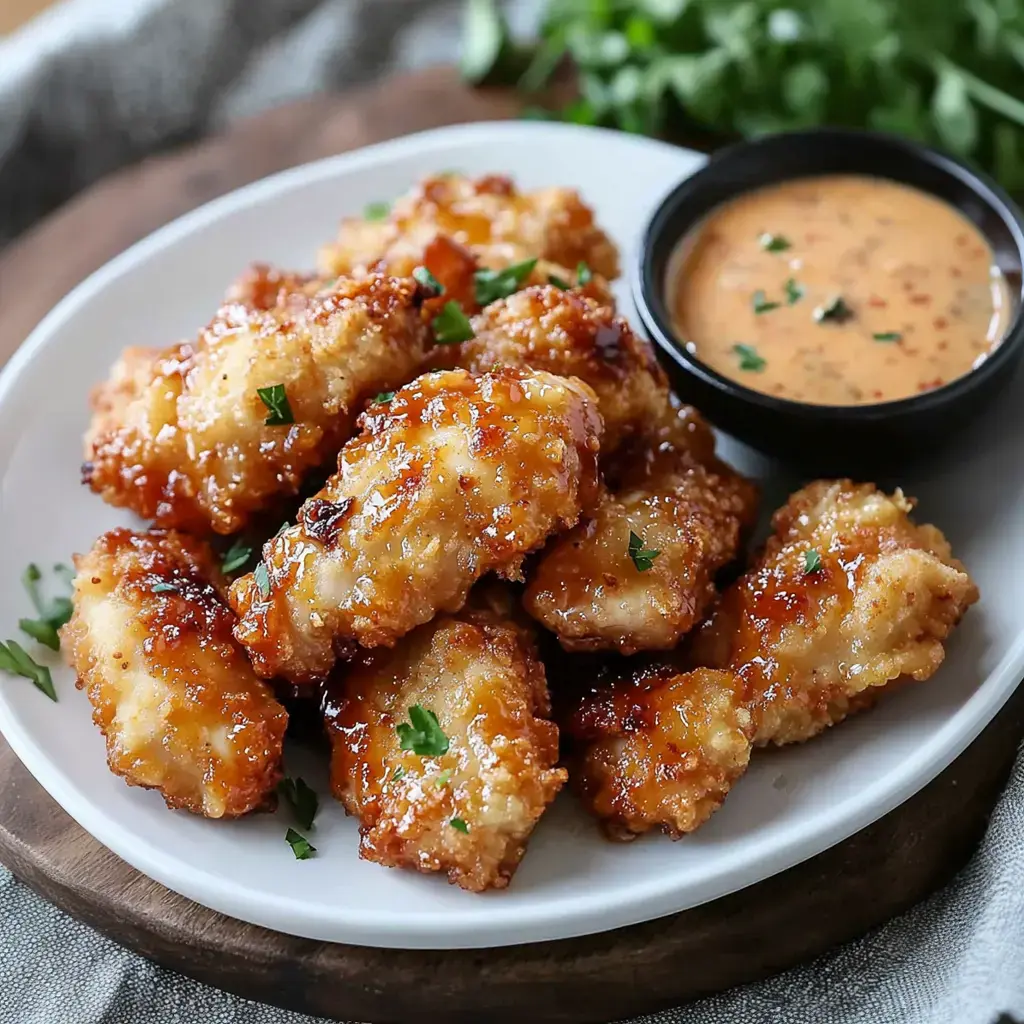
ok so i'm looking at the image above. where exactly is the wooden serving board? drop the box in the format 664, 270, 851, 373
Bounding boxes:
0, 68, 1019, 1024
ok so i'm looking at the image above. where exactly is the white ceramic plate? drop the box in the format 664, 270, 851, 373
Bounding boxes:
0, 122, 1020, 951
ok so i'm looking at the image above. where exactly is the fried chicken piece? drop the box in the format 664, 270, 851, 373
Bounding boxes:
433, 285, 666, 455
83, 275, 431, 535
691, 480, 980, 746
319, 173, 619, 312
61, 529, 287, 817
323, 599, 565, 891
560, 664, 751, 840
222, 262, 325, 311
524, 425, 758, 655
230, 367, 603, 683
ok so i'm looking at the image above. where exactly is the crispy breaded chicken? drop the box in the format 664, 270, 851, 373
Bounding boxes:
560, 664, 751, 840
525, 424, 758, 655
319, 173, 619, 312
61, 529, 287, 817
435, 285, 667, 455
83, 275, 430, 535
222, 262, 325, 311
323, 598, 565, 891
230, 367, 603, 683
691, 480, 980, 746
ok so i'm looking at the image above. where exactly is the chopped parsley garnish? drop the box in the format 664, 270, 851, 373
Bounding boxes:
759, 233, 791, 252
285, 828, 316, 860
436, 768, 453, 788
474, 258, 537, 305
412, 265, 445, 297
450, 817, 470, 834
752, 289, 780, 314
432, 301, 475, 345
0, 640, 56, 702
372, 391, 395, 405
253, 563, 271, 600
257, 384, 294, 426
396, 705, 450, 757
548, 273, 570, 290
873, 331, 902, 342
221, 541, 252, 575
785, 278, 804, 304
151, 582, 178, 594
363, 201, 391, 221
627, 530, 661, 572
733, 343, 766, 372
19, 563, 73, 652
814, 295, 854, 324
279, 776, 318, 832
392, 766, 406, 782
804, 549, 823, 574
576, 261, 593, 285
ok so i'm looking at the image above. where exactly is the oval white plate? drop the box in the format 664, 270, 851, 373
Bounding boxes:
0, 121, 1020, 950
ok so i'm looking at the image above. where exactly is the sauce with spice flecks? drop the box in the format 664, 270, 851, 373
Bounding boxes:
669, 175, 1015, 405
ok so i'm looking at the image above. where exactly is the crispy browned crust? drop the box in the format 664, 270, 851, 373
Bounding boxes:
319, 173, 620, 303
229, 367, 604, 684
690, 480, 980, 746
83, 274, 431, 535
61, 529, 287, 817
431, 285, 666, 455
323, 601, 565, 891
525, 422, 759, 655
560, 664, 752, 840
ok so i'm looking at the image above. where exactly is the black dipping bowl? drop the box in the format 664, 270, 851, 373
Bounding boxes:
633, 128, 1024, 472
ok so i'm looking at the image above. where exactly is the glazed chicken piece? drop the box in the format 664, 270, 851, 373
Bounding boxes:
691, 480, 980, 746
323, 595, 565, 891
560, 663, 752, 840
222, 262, 326, 311
84, 274, 431, 535
319, 173, 619, 312
61, 529, 287, 817
231, 367, 603, 684
525, 423, 758, 655
435, 285, 668, 455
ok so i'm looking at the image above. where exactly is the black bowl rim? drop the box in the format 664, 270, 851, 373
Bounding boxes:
633, 127, 1024, 424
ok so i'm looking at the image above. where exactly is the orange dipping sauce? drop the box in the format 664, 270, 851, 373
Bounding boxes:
670, 175, 1014, 405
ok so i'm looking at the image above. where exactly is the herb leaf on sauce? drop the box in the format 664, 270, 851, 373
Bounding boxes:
221, 541, 252, 575
413, 265, 445, 297
436, 768, 453, 788
253, 563, 271, 600
450, 817, 470, 833
814, 295, 854, 324
873, 331, 903, 342
804, 549, 823, 574
576, 261, 593, 285
151, 582, 178, 594
432, 301, 476, 345
474, 258, 538, 305
392, 766, 406, 781
372, 391, 395, 405
548, 273, 570, 290
752, 289, 781, 314
785, 278, 805, 304
257, 384, 294, 426
397, 705, 450, 757
627, 530, 661, 572
759, 233, 791, 252
733, 343, 766, 372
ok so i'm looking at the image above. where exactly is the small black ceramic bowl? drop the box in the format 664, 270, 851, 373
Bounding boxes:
633, 128, 1024, 472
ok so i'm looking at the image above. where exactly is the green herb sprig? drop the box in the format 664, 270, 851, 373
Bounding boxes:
397, 705, 450, 757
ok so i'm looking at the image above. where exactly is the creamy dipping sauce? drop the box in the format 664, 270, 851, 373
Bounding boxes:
670, 175, 1015, 405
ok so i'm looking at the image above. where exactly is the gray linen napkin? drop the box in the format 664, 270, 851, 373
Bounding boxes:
0, 2, 1021, 1022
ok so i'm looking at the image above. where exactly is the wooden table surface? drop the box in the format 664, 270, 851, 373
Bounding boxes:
0, 67, 1018, 1024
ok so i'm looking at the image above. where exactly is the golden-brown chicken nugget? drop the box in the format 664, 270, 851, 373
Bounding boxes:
84, 275, 431, 535
691, 480, 980, 745
320, 174, 620, 294
61, 529, 287, 817
323, 603, 565, 891
231, 367, 604, 683
561, 664, 751, 840
525, 430, 758, 655
436, 285, 666, 455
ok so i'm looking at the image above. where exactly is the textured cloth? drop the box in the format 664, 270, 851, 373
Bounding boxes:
0, 2, 1022, 1023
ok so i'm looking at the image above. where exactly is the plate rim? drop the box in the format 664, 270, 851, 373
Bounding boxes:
0, 119, 1018, 950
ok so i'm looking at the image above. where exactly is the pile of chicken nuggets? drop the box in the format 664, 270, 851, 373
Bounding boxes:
62, 173, 980, 892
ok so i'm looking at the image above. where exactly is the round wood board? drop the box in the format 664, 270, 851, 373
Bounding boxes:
0, 68, 1019, 1024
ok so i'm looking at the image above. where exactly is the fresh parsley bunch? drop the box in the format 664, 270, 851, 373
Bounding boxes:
462, 0, 1024, 191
